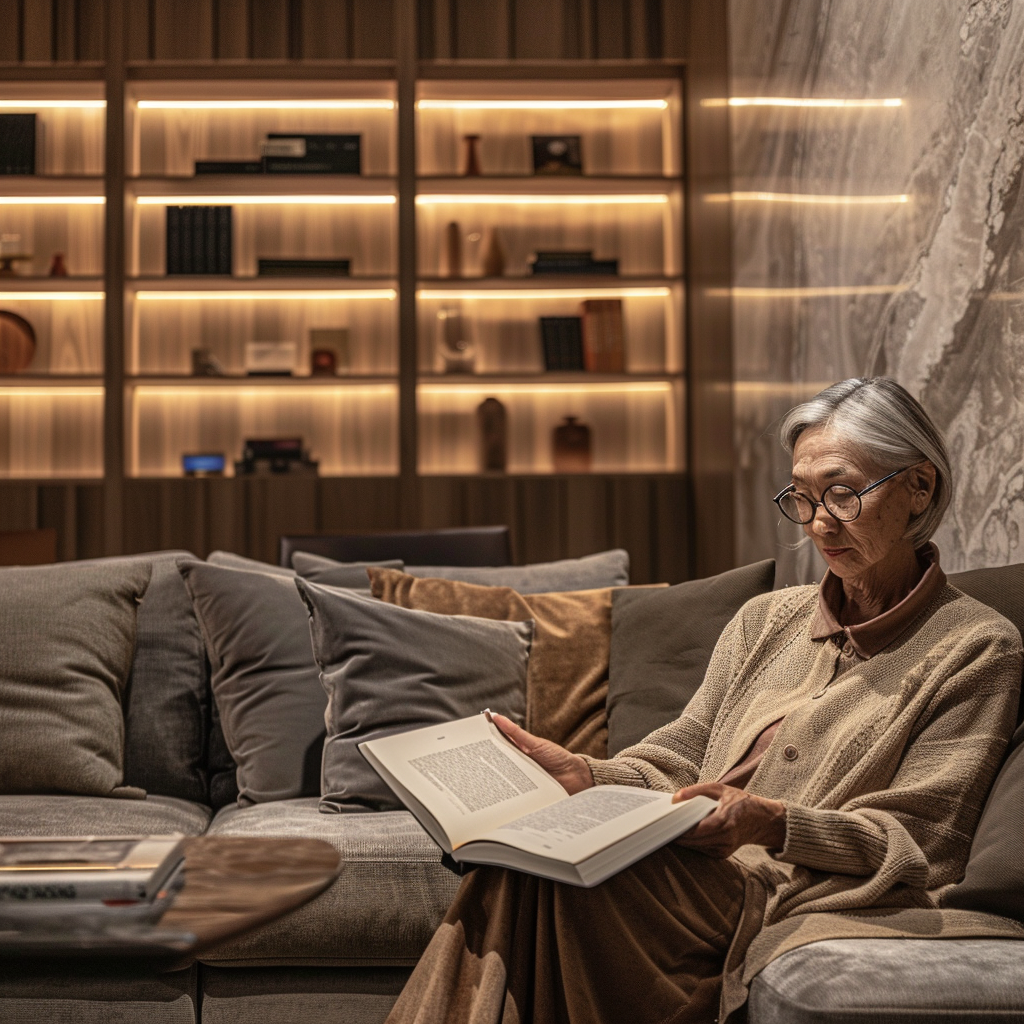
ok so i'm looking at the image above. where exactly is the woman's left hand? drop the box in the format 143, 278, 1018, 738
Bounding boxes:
671, 783, 787, 859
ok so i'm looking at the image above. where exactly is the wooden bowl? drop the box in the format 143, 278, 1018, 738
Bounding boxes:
0, 311, 36, 374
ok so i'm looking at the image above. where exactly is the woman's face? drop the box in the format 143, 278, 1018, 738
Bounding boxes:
789, 426, 936, 584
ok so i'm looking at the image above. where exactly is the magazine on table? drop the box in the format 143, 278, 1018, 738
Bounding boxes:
359, 714, 716, 888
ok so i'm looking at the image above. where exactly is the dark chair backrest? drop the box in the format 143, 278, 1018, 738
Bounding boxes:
279, 526, 512, 569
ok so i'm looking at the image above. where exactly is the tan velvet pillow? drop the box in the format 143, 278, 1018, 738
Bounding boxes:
369, 568, 660, 759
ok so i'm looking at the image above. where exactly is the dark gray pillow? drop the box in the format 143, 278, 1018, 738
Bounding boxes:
606, 559, 776, 755
295, 579, 532, 813
0, 560, 153, 798
122, 552, 210, 804
179, 562, 326, 806
404, 549, 630, 594
291, 551, 404, 588
207, 550, 295, 577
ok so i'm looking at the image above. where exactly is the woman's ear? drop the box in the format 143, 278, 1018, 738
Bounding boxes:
909, 462, 937, 514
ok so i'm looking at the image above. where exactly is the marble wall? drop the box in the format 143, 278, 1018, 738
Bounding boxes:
727, 0, 1024, 582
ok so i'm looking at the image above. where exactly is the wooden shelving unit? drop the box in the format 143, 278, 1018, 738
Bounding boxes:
0, 1, 733, 583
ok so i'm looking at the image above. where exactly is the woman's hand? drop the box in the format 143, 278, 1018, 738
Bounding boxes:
671, 783, 787, 859
488, 713, 594, 795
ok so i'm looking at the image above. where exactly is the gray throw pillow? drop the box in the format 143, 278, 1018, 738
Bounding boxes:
940, 562, 1024, 922
0, 560, 153, 798
295, 579, 532, 813
179, 562, 326, 806
208, 550, 295, 577
291, 551, 404, 588
403, 549, 631, 594
606, 559, 776, 755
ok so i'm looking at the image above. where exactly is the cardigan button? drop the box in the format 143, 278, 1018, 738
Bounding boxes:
782, 744, 799, 761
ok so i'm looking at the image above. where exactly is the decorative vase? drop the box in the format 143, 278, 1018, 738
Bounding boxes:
48, 253, 68, 277
552, 415, 592, 473
437, 307, 475, 373
476, 397, 508, 472
462, 134, 482, 176
445, 221, 463, 278
481, 228, 506, 277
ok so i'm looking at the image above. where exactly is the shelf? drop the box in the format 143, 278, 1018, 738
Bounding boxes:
0, 64, 104, 82
128, 375, 396, 387
129, 176, 397, 203
417, 176, 675, 201
0, 279, 104, 298
417, 276, 679, 298
128, 277, 396, 298
416, 61, 685, 81
0, 376, 103, 387
127, 61, 398, 82
418, 373, 681, 386
0, 177, 104, 201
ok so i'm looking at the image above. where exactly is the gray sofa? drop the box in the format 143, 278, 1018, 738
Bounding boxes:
1, 550, 1022, 1024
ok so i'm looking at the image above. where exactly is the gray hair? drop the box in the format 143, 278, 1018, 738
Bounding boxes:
779, 378, 952, 548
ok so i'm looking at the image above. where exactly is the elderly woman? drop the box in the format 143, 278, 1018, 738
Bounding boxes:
386, 377, 1023, 1024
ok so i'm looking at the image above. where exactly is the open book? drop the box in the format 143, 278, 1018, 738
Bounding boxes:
359, 714, 716, 887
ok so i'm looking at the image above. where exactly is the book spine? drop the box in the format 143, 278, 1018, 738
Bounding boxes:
166, 206, 181, 275
217, 206, 232, 275
193, 206, 208, 276
0, 877, 148, 901
180, 206, 194, 275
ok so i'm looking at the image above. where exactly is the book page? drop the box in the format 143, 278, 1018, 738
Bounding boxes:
360, 715, 567, 849
473, 785, 696, 864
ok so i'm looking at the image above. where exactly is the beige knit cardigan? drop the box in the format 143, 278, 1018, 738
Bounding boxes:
584, 582, 1024, 1020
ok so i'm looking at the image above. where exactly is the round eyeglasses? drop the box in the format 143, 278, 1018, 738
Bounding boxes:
773, 464, 922, 525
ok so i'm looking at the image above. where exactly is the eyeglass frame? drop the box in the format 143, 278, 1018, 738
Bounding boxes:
772, 462, 926, 525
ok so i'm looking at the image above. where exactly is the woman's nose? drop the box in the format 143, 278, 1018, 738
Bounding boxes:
810, 503, 838, 534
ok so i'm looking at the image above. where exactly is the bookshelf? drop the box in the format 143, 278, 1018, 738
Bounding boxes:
0, 33, 716, 580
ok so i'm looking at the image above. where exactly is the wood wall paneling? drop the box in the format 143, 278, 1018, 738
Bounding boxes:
153, 0, 214, 59
301, 0, 350, 59
22, 0, 55, 61
353, 0, 395, 59
513, 0, 564, 59
453, 0, 509, 59
217, 0, 251, 58
0, 0, 21, 60
0, 483, 104, 561
249, 0, 290, 59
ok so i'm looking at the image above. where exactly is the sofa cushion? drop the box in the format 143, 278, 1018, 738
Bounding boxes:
179, 562, 326, 807
606, 559, 776, 755
122, 553, 210, 805
748, 938, 1024, 1023
0, 794, 212, 837
403, 548, 630, 593
207, 550, 295, 577
291, 551, 403, 588
295, 581, 532, 813
201, 800, 461, 966
0, 559, 152, 799
370, 569, 634, 758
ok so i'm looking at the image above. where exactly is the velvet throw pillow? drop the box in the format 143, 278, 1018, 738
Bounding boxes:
369, 568, 638, 759
606, 559, 777, 755
295, 579, 532, 813
179, 561, 326, 806
0, 559, 153, 798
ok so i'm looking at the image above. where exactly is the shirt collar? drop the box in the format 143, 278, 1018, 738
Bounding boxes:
809, 542, 946, 658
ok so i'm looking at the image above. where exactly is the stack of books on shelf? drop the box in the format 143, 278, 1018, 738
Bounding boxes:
166, 206, 233, 275
0, 114, 35, 175
530, 251, 619, 276
540, 299, 625, 373
194, 135, 361, 176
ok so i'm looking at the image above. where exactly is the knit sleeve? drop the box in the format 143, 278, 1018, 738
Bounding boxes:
777, 624, 1022, 893
582, 597, 765, 792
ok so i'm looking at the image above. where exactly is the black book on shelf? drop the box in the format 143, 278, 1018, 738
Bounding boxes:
216, 206, 232, 275
257, 258, 351, 277
166, 205, 182, 275
194, 206, 208, 275
531, 250, 619, 276
195, 160, 263, 175
540, 316, 585, 372
262, 134, 361, 175
0, 114, 36, 175
179, 206, 194, 274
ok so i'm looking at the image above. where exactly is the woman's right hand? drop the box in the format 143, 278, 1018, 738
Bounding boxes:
488, 712, 594, 795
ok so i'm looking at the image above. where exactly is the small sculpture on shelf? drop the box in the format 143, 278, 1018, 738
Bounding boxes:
462, 134, 482, 176
531, 135, 582, 176
191, 348, 225, 377
48, 253, 68, 277
0, 310, 35, 374
436, 308, 475, 373
0, 234, 31, 277
309, 328, 350, 375
552, 415, 592, 473
445, 221, 463, 278
481, 228, 506, 277
476, 397, 508, 473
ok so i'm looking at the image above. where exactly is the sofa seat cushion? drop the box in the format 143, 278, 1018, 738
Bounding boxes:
748, 938, 1024, 1024
0, 795, 212, 837
201, 800, 461, 967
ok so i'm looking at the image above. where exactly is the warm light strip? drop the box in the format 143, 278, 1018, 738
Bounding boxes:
707, 191, 909, 205
137, 99, 394, 110
0, 100, 106, 109
420, 382, 672, 397
0, 292, 103, 301
0, 387, 103, 397
134, 386, 397, 398
418, 287, 670, 300
709, 285, 908, 298
136, 195, 395, 206
703, 97, 903, 109
134, 289, 395, 301
417, 99, 667, 111
0, 196, 104, 205
417, 194, 668, 206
